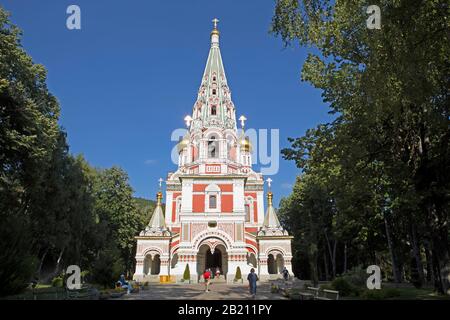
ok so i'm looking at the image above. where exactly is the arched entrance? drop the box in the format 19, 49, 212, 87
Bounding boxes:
144, 254, 161, 275
267, 251, 285, 275
196, 238, 228, 280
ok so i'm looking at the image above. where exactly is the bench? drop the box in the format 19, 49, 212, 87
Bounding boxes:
316, 289, 339, 300
296, 286, 319, 300
66, 286, 99, 300
298, 287, 339, 300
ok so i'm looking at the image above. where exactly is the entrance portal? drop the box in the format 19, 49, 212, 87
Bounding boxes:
206, 248, 222, 271
197, 241, 228, 280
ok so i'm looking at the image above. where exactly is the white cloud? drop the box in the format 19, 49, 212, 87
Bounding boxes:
144, 159, 157, 165
281, 183, 293, 189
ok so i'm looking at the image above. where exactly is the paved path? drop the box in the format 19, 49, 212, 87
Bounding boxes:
119, 282, 287, 300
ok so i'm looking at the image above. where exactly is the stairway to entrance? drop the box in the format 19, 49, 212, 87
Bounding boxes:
211, 277, 227, 284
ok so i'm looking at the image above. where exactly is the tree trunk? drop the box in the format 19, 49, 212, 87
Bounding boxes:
323, 251, 329, 281
37, 247, 49, 277
424, 240, 434, 283
308, 243, 319, 287
324, 230, 337, 278
54, 248, 65, 276
410, 223, 425, 285
384, 214, 401, 283
343, 242, 348, 274
426, 204, 450, 295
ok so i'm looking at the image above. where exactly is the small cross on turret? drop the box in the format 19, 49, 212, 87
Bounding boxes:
266, 178, 273, 190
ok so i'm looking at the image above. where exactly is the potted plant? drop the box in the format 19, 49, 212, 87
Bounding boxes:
182, 264, 191, 284
233, 267, 243, 283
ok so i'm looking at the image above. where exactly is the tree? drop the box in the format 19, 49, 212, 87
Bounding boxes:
273, 0, 449, 293
0, 7, 61, 294
183, 264, 191, 281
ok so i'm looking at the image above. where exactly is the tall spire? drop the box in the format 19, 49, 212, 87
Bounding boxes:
190, 18, 236, 131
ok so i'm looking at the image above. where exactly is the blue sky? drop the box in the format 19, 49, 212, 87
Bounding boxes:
1, 0, 332, 205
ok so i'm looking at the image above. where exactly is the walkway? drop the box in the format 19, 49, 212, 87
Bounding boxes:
119, 282, 287, 300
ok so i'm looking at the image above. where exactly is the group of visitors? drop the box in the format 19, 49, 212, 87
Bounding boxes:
117, 266, 291, 298
203, 266, 290, 299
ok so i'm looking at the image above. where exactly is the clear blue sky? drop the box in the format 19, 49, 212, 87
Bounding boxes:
1, 0, 332, 205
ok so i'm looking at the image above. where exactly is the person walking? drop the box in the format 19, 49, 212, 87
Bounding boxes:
282, 267, 290, 281
215, 268, 220, 279
203, 269, 212, 292
247, 268, 259, 299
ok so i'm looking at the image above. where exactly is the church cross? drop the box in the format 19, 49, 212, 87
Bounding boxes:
239, 115, 247, 130
266, 178, 273, 190
184, 115, 193, 128
158, 178, 164, 190
212, 18, 219, 29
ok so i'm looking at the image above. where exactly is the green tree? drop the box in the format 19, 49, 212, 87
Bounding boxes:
0, 7, 61, 294
273, 0, 449, 293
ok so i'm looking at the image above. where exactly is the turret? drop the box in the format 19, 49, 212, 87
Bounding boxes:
140, 181, 171, 237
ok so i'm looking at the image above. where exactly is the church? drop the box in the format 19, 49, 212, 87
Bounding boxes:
133, 19, 293, 283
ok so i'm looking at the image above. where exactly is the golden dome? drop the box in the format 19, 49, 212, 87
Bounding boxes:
177, 134, 190, 153
240, 136, 252, 152
211, 29, 220, 36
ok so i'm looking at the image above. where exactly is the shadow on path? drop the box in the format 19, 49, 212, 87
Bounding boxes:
119, 283, 287, 300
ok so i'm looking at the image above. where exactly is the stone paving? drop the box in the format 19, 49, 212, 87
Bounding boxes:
119, 282, 287, 300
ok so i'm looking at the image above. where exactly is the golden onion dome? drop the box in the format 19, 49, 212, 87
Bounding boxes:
239, 136, 252, 152
211, 28, 220, 36
177, 134, 190, 153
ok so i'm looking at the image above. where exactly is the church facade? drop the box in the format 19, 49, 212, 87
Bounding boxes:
133, 20, 293, 283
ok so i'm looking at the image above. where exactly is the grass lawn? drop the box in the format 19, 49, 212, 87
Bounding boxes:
2, 287, 67, 300
388, 287, 450, 300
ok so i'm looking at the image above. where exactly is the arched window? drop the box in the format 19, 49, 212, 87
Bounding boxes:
205, 184, 221, 212
211, 105, 217, 116
208, 136, 218, 158
175, 196, 182, 221
212, 89, 217, 95
209, 195, 217, 209
245, 204, 250, 222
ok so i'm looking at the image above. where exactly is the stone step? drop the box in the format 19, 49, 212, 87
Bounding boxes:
211, 278, 227, 283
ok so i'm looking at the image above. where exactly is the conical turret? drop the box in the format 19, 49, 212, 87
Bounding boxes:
140, 184, 171, 237
258, 179, 289, 236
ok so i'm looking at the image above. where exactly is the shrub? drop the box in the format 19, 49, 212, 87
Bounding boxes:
331, 277, 354, 296
183, 264, 190, 281
235, 267, 242, 280
0, 215, 38, 296
341, 266, 367, 287
384, 288, 401, 299
90, 247, 124, 288
51, 276, 64, 288
360, 288, 401, 300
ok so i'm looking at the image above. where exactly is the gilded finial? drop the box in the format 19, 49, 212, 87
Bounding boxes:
266, 178, 273, 207
157, 178, 164, 205
211, 18, 220, 36
156, 191, 163, 206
